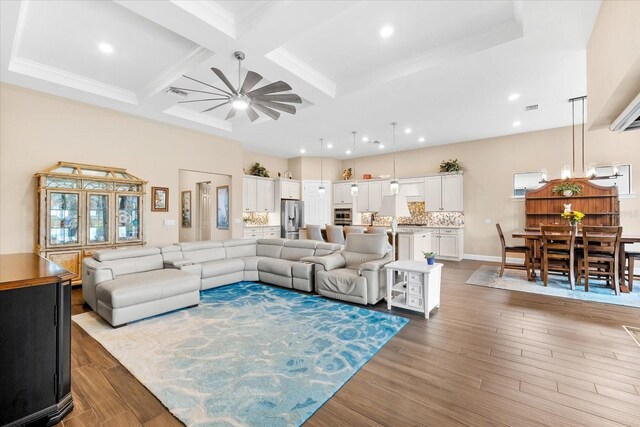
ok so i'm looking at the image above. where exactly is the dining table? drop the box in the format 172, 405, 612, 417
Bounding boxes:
512, 229, 640, 292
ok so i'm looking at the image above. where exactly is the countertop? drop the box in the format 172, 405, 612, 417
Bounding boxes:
244, 224, 280, 228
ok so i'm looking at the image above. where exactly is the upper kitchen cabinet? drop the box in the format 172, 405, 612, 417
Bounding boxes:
424, 173, 463, 211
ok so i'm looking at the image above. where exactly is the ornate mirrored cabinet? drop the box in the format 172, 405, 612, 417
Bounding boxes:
36, 162, 147, 282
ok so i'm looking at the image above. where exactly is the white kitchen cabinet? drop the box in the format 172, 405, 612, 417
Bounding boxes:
398, 231, 432, 261
280, 180, 300, 200
442, 174, 463, 211
333, 182, 353, 205
430, 228, 464, 261
243, 226, 281, 239
367, 181, 382, 212
380, 180, 392, 197
424, 176, 442, 211
243, 177, 257, 212
256, 179, 275, 212
424, 174, 463, 211
356, 181, 370, 212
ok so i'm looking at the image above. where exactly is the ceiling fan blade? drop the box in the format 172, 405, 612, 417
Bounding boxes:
172, 87, 230, 97
252, 100, 296, 115
240, 71, 263, 94
251, 93, 302, 104
211, 68, 238, 95
225, 108, 237, 120
178, 98, 229, 104
247, 81, 292, 97
251, 103, 281, 120
182, 75, 233, 96
246, 105, 259, 122
200, 101, 229, 113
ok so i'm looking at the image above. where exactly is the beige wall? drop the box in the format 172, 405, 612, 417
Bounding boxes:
344, 126, 640, 258
243, 150, 289, 179
287, 156, 343, 182
178, 170, 231, 242
0, 84, 246, 253
587, 0, 640, 129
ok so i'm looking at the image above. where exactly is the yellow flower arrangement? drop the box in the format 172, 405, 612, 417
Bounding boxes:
560, 210, 585, 225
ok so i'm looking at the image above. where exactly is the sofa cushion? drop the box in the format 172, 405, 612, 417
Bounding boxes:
178, 241, 226, 263
257, 258, 294, 277
223, 239, 257, 258
257, 239, 285, 258
96, 269, 200, 309
97, 254, 164, 278
280, 244, 316, 261
94, 246, 160, 261
201, 258, 244, 279
160, 245, 183, 262
241, 256, 265, 272
314, 242, 342, 256
342, 234, 390, 268
316, 268, 366, 297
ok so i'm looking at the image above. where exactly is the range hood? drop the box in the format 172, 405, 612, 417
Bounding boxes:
610, 92, 640, 132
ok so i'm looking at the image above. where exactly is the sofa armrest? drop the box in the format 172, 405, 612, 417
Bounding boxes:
82, 258, 114, 311
358, 252, 394, 273
300, 253, 345, 271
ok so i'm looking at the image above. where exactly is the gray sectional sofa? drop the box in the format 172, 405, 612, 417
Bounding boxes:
82, 238, 341, 327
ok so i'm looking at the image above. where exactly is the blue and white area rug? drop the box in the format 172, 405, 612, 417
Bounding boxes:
466, 265, 640, 308
73, 282, 408, 426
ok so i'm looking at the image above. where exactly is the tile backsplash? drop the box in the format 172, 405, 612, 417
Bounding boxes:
361, 202, 464, 227
243, 212, 269, 226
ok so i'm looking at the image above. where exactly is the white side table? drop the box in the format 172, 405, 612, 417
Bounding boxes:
385, 260, 442, 319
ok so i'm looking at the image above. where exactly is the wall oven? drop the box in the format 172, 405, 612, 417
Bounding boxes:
334, 208, 352, 226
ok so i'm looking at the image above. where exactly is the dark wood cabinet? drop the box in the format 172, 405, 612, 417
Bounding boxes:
525, 178, 619, 227
0, 254, 74, 426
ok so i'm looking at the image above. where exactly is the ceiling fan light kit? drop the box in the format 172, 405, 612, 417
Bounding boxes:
171, 51, 302, 122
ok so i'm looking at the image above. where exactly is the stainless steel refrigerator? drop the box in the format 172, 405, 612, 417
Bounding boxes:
281, 199, 304, 239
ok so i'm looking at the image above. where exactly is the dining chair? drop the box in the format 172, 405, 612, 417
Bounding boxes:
625, 250, 640, 292
325, 225, 345, 245
541, 225, 576, 289
367, 226, 388, 235
577, 226, 622, 294
496, 224, 532, 280
306, 224, 324, 241
344, 226, 365, 235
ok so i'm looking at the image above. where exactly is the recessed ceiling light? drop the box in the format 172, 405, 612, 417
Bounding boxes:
379, 144, 385, 149
326, 143, 333, 149
380, 26, 394, 38
98, 42, 114, 54
404, 128, 412, 134
300, 148, 306, 154
346, 150, 352, 155
512, 121, 521, 127
418, 137, 425, 143
508, 93, 520, 101
362, 136, 369, 142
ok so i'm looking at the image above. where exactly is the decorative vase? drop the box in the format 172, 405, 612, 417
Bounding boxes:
427, 258, 435, 265
563, 190, 573, 197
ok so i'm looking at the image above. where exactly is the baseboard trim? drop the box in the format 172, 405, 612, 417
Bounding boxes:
463, 254, 523, 264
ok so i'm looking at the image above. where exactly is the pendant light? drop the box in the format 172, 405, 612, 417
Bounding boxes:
389, 122, 399, 195
350, 131, 359, 196
318, 138, 326, 194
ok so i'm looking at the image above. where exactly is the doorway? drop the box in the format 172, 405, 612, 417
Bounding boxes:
179, 169, 231, 242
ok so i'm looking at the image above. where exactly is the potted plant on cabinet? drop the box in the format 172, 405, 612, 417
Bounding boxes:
422, 251, 437, 265
552, 182, 582, 197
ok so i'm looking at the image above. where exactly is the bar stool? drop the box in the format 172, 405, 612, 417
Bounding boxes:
326, 225, 345, 245
306, 225, 324, 241
344, 226, 365, 235
367, 226, 388, 235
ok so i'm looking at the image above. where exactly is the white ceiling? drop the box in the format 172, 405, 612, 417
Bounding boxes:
0, 0, 601, 159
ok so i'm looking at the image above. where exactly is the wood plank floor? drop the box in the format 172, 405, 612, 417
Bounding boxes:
60, 260, 640, 426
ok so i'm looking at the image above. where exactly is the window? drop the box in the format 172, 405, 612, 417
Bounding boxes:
513, 172, 544, 197
590, 164, 632, 195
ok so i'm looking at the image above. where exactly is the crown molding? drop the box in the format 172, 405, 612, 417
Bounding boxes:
169, 0, 236, 39
264, 47, 336, 98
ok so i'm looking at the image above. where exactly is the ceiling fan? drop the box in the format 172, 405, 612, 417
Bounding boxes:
170, 51, 302, 121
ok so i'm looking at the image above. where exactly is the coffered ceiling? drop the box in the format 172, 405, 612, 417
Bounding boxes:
0, 1, 601, 158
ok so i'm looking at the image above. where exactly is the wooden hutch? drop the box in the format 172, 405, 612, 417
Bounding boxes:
525, 178, 619, 227
36, 162, 147, 282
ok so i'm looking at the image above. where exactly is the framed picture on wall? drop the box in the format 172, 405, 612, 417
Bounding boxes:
151, 187, 169, 212
216, 185, 229, 230
181, 190, 191, 228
